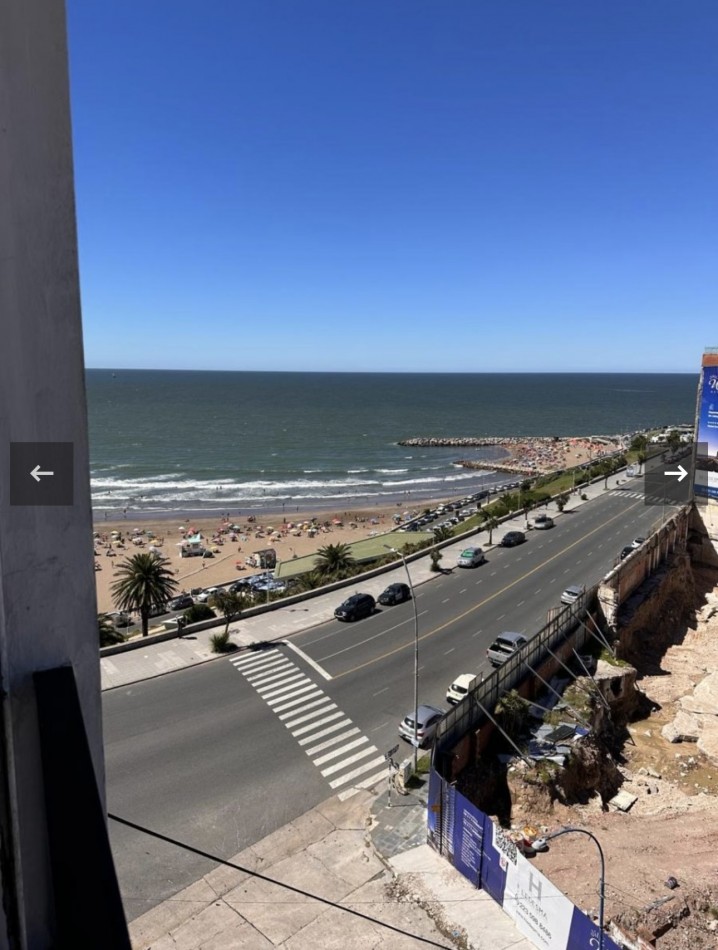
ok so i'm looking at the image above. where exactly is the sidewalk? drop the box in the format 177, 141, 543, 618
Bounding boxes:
109, 476, 631, 949
126, 782, 534, 950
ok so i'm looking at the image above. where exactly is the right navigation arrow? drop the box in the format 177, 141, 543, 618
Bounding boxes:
664, 464, 688, 483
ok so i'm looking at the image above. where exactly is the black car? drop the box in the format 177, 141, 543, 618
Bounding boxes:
620, 545, 635, 560
378, 582, 411, 606
169, 594, 194, 611
334, 593, 376, 622
500, 531, 526, 547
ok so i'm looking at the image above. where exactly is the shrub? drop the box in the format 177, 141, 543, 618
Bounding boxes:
183, 603, 216, 623
210, 630, 234, 653
430, 550, 442, 572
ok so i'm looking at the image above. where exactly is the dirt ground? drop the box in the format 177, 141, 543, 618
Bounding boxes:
511, 565, 718, 949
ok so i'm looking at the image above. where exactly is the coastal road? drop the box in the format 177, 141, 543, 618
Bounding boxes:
105, 482, 680, 919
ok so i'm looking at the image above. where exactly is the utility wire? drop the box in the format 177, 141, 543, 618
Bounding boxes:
108, 813, 454, 949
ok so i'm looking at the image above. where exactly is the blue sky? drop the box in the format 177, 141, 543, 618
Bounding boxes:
67, 1, 717, 373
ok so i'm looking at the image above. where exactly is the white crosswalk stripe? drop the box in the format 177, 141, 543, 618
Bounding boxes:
230, 650, 387, 799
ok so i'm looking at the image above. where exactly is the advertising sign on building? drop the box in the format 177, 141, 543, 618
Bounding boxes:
695, 357, 718, 503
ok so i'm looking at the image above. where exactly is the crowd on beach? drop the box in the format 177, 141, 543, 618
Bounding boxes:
454, 436, 621, 475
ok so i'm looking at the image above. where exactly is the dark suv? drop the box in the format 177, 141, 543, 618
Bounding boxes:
378, 582, 411, 606
500, 531, 526, 547
334, 593, 376, 622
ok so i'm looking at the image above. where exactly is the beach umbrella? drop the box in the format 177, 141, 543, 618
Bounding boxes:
111, 530, 119, 536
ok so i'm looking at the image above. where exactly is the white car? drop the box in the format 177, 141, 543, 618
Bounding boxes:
196, 587, 221, 603
457, 546, 486, 568
533, 514, 554, 530
446, 673, 477, 705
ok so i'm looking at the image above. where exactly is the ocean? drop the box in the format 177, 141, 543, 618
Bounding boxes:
86, 370, 697, 517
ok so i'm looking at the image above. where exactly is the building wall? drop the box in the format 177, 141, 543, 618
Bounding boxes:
0, 1, 103, 945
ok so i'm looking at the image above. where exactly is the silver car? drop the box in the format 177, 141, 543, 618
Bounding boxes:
398, 704, 444, 747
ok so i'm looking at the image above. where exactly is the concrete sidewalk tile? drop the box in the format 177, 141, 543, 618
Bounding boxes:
249, 808, 335, 866
133, 901, 244, 950
306, 829, 384, 890
202, 849, 261, 898
315, 787, 373, 829
129, 878, 220, 948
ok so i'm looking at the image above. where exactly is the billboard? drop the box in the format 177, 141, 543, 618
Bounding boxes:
695, 361, 718, 503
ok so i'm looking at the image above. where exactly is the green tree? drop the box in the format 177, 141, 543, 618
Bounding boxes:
637, 450, 647, 474
111, 552, 178, 638
183, 602, 215, 624
666, 430, 682, 454
432, 525, 453, 543
429, 549, 442, 572
314, 542, 356, 579
481, 512, 500, 545
213, 589, 243, 636
630, 434, 648, 453
98, 613, 125, 647
556, 494, 569, 513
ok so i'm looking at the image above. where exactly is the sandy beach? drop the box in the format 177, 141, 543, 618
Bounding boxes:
94, 436, 619, 614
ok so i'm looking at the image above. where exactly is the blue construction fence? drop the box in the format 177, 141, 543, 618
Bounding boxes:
428, 768, 622, 950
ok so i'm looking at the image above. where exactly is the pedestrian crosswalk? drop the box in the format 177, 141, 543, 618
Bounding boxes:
609, 489, 669, 504
229, 648, 388, 801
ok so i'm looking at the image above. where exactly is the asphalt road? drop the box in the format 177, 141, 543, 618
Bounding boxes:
104, 482, 679, 920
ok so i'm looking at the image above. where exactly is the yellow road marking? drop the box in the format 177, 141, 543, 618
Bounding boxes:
332, 498, 645, 680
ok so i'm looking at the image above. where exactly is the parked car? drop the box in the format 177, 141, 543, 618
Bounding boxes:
446, 673, 476, 705
334, 592, 376, 622
457, 546, 486, 568
560, 584, 585, 605
378, 582, 411, 606
620, 545, 635, 560
533, 515, 554, 530
486, 632, 528, 666
107, 610, 132, 627
398, 704, 445, 747
148, 602, 169, 618
500, 531, 526, 547
196, 587, 221, 603
631, 537, 647, 548
169, 594, 194, 611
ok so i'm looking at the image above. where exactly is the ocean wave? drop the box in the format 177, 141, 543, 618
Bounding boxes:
374, 468, 409, 474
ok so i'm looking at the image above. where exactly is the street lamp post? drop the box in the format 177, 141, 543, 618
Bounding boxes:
533, 826, 605, 950
384, 544, 420, 773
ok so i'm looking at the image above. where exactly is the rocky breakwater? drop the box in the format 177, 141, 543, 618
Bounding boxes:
398, 435, 618, 476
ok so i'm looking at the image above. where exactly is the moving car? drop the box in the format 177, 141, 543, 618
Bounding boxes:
398, 704, 445, 747
378, 582, 411, 606
334, 592, 375, 622
500, 531, 526, 547
457, 546, 486, 568
533, 514, 554, 530
486, 632, 528, 666
446, 673, 476, 705
560, 584, 585, 605
169, 594, 194, 611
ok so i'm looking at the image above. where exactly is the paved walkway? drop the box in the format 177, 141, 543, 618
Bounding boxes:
108, 476, 631, 949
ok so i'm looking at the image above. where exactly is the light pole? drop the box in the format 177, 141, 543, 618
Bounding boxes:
532, 826, 605, 950
384, 543, 420, 773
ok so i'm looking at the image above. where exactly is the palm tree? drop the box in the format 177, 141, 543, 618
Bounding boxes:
481, 512, 500, 545
111, 552, 178, 638
214, 590, 243, 636
314, 542, 355, 579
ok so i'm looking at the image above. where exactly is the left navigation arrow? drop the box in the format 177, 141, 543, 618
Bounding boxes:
30, 465, 55, 482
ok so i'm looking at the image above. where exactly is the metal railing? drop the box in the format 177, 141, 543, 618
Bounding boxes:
434, 587, 597, 756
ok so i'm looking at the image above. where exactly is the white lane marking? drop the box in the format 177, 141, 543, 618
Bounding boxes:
497, 614, 504, 621
292, 711, 345, 737
320, 745, 378, 777
231, 652, 281, 672
337, 768, 389, 801
277, 696, 330, 720
371, 721, 390, 732
283, 703, 338, 730
284, 641, 333, 681
271, 688, 324, 713
490, 571, 497, 576
373, 687, 389, 697
517, 600, 524, 607
442, 598, 450, 604
251, 669, 302, 690
534, 589, 542, 594
246, 663, 296, 686
304, 727, 361, 757
256, 674, 308, 698
297, 719, 353, 746
266, 683, 318, 707
329, 755, 386, 788
313, 736, 369, 766
316, 609, 430, 663
242, 659, 291, 680
445, 647, 455, 655
459, 588, 467, 594
549, 578, 556, 583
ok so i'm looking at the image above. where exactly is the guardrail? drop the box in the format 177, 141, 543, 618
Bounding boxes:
434, 587, 597, 756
